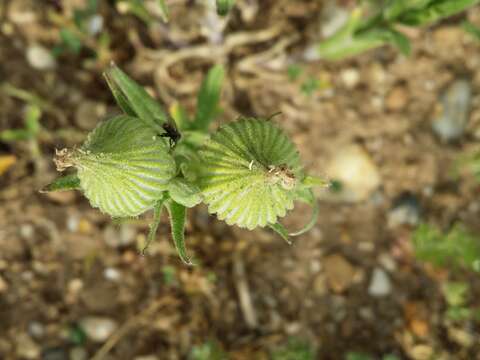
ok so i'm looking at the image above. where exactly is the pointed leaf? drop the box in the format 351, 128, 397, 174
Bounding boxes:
268, 222, 291, 244
399, 0, 480, 26
41, 174, 81, 192
25, 104, 41, 135
142, 197, 166, 255
165, 200, 193, 265
0, 129, 32, 141
156, 0, 169, 22
167, 177, 202, 208
104, 64, 168, 133
216, 0, 235, 16
193, 65, 225, 132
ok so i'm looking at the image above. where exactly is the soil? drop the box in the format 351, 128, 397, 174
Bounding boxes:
1, 1, 480, 359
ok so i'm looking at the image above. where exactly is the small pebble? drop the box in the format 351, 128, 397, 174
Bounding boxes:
0, 275, 8, 293
15, 333, 40, 359
104, 267, 122, 282
75, 101, 107, 131
70, 347, 88, 360
104, 224, 136, 248
324, 254, 356, 293
368, 268, 392, 297
86, 15, 103, 35
134, 356, 159, 360
432, 79, 472, 142
79, 317, 118, 343
320, 0, 349, 37
388, 192, 421, 227
325, 144, 381, 202
341, 68, 360, 89
410, 344, 433, 360
27, 321, 45, 339
26, 44, 56, 70
386, 85, 409, 111
41, 346, 69, 360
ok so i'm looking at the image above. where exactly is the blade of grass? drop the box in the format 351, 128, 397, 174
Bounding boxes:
192, 65, 225, 132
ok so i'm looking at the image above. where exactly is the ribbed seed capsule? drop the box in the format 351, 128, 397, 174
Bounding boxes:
68, 115, 176, 217
198, 118, 303, 230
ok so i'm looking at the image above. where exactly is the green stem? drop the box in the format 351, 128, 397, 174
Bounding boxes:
302, 175, 330, 188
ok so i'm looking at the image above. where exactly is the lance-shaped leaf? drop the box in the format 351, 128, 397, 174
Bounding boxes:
399, 0, 480, 26
165, 200, 193, 265
192, 64, 225, 132
104, 64, 168, 133
156, 0, 169, 22
268, 222, 291, 244
216, 0, 235, 16
198, 118, 304, 230
142, 197, 167, 255
68, 115, 176, 217
41, 174, 81, 193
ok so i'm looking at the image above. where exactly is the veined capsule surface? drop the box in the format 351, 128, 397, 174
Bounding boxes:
63, 115, 176, 217
198, 118, 304, 230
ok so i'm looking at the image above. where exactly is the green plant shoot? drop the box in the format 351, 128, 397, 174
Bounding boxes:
43, 64, 328, 264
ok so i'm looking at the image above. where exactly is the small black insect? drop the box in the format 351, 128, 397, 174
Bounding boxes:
160, 116, 181, 148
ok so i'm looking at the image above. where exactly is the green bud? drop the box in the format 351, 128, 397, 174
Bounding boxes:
198, 118, 304, 230
56, 115, 176, 217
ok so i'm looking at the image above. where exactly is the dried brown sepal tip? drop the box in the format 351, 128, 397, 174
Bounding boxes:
53, 148, 75, 172
267, 164, 296, 190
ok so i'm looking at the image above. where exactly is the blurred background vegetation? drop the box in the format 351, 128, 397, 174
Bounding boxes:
1, 0, 480, 359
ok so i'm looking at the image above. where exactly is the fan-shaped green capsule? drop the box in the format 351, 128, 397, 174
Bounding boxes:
56, 115, 176, 217
198, 118, 304, 230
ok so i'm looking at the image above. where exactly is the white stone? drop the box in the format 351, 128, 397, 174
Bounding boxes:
341, 68, 360, 89
26, 45, 56, 70
368, 268, 392, 297
325, 144, 381, 202
79, 317, 118, 343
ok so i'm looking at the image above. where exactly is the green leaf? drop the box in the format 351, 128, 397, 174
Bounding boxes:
268, 222, 291, 244
287, 64, 303, 81
383, 0, 432, 21
156, 0, 169, 22
271, 338, 316, 360
442, 282, 469, 307
193, 64, 225, 132
142, 197, 166, 254
216, 0, 235, 16
381, 27, 411, 56
165, 200, 193, 265
167, 177, 203, 208
41, 174, 81, 192
121, 0, 154, 24
463, 21, 480, 41
399, 0, 480, 26
25, 104, 41, 135
413, 223, 480, 272
59, 28, 83, 54
170, 102, 191, 131
104, 64, 168, 133
74, 115, 176, 217
0, 129, 32, 142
